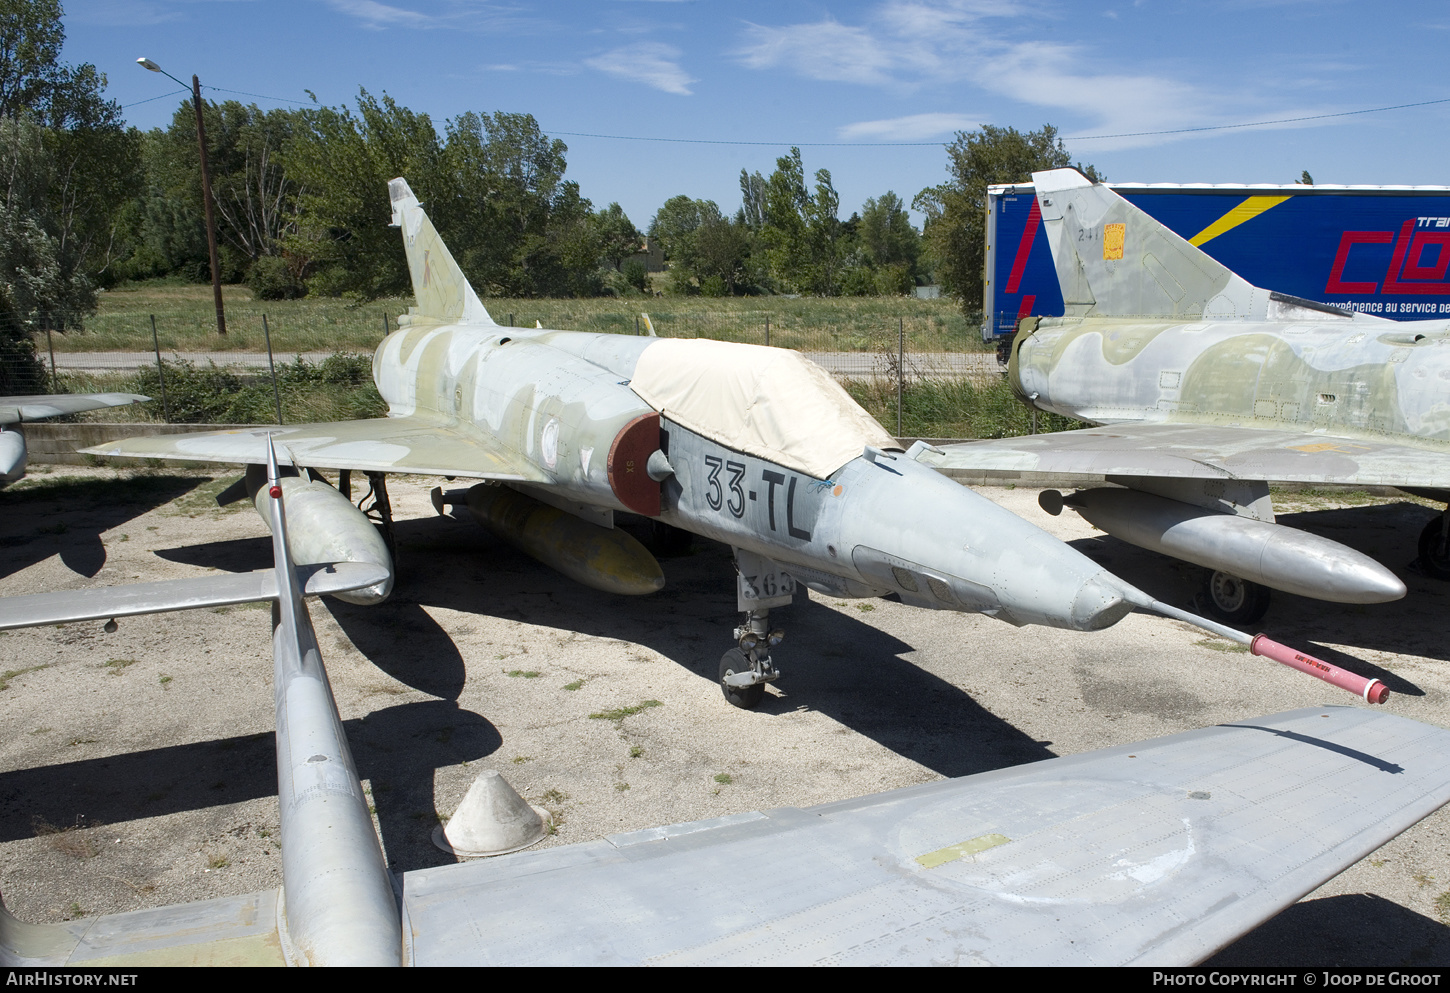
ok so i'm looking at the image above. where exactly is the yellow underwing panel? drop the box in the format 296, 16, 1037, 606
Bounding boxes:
915, 832, 1011, 868
1103, 223, 1125, 260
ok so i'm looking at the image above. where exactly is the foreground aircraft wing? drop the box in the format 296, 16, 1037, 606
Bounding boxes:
920, 422, 1450, 490
0, 392, 148, 424
11, 705, 1450, 966
0, 562, 388, 630
79, 415, 547, 481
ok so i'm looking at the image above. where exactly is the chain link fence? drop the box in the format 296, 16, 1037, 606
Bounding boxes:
3, 301, 1059, 439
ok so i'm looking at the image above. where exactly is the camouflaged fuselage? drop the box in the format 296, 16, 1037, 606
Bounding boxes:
375, 320, 657, 514
1011, 315, 1450, 447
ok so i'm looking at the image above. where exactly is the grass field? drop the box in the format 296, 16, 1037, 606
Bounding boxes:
43, 281, 988, 356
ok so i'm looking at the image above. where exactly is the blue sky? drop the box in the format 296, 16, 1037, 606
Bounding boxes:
62, 1, 1450, 231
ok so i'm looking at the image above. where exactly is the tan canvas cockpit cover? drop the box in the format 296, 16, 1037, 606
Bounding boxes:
629, 338, 899, 480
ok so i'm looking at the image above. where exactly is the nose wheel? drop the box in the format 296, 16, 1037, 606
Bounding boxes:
719, 607, 783, 709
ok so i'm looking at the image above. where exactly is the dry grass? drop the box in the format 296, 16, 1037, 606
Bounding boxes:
32, 816, 100, 859
54, 281, 986, 356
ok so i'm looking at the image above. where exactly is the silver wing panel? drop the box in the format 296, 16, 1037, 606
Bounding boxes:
398, 706, 1450, 966
79, 415, 547, 481
14, 707, 1450, 965
922, 422, 1450, 488
0, 563, 389, 630
0, 393, 148, 425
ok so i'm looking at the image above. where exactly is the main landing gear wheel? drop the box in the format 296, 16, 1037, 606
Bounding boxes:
1420, 515, 1450, 581
1199, 570, 1271, 625
720, 648, 765, 710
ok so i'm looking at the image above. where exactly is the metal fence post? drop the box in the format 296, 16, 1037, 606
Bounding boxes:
383, 313, 389, 336
508, 313, 514, 328
896, 317, 904, 437
45, 326, 57, 393
150, 315, 171, 423
262, 314, 284, 425
636, 314, 640, 336
765, 317, 770, 348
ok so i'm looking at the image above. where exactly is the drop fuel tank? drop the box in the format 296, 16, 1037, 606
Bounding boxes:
1053, 487, 1405, 604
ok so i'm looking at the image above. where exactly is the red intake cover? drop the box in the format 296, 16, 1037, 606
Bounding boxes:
608, 412, 661, 517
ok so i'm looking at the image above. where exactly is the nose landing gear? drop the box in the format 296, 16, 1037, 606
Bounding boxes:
720, 608, 786, 709
720, 549, 794, 709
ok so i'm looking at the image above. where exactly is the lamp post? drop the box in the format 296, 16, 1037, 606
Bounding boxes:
137, 57, 226, 336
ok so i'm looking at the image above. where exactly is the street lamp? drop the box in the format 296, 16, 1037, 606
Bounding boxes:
137, 57, 226, 336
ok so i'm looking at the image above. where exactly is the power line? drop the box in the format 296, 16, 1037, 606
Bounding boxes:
122, 85, 311, 113
123, 88, 1450, 142
120, 88, 188, 110
1071, 96, 1450, 140
202, 85, 312, 106
549, 96, 1450, 147
550, 130, 943, 147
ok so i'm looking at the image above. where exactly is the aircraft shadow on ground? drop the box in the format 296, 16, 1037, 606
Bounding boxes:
0, 699, 499, 874
318, 512, 1057, 782
0, 474, 207, 580
1065, 500, 1450, 675
1206, 893, 1450, 967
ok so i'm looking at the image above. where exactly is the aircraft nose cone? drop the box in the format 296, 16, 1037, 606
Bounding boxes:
1070, 573, 1135, 631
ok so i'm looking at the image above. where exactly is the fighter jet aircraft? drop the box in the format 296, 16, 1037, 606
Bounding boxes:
4, 439, 1447, 966
0, 392, 147, 485
83, 178, 1387, 707
918, 168, 1450, 624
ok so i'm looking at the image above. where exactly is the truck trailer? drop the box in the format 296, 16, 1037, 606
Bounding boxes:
985, 182, 1450, 344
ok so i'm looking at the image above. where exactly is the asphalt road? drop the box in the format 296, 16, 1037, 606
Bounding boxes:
0, 467, 1446, 966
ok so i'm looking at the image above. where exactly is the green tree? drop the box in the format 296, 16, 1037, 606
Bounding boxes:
648, 196, 752, 296
761, 147, 809, 291
803, 166, 844, 295
442, 110, 594, 296
858, 191, 919, 272
128, 100, 304, 289
0, 0, 61, 120
283, 89, 444, 298
914, 124, 1101, 312
592, 202, 640, 272
738, 168, 765, 231
648, 194, 707, 263
0, 0, 139, 399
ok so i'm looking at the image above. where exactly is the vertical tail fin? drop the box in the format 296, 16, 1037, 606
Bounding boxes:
1031, 169, 1262, 320
388, 178, 496, 326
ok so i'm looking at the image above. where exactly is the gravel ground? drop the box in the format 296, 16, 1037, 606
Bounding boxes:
0, 465, 1447, 966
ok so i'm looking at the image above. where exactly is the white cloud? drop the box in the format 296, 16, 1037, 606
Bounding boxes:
733, 1, 1322, 149
324, 0, 432, 29
838, 112, 984, 140
585, 43, 696, 95
69, 0, 184, 26
737, 19, 906, 87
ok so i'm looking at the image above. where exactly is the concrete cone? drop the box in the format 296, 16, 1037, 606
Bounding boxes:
432, 769, 550, 857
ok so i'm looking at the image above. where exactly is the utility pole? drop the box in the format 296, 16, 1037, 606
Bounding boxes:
192, 75, 226, 336
137, 59, 226, 335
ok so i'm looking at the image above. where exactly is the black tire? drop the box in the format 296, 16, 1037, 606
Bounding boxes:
1199, 571, 1271, 625
1419, 517, 1450, 581
645, 520, 693, 557
719, 647, 765, 709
